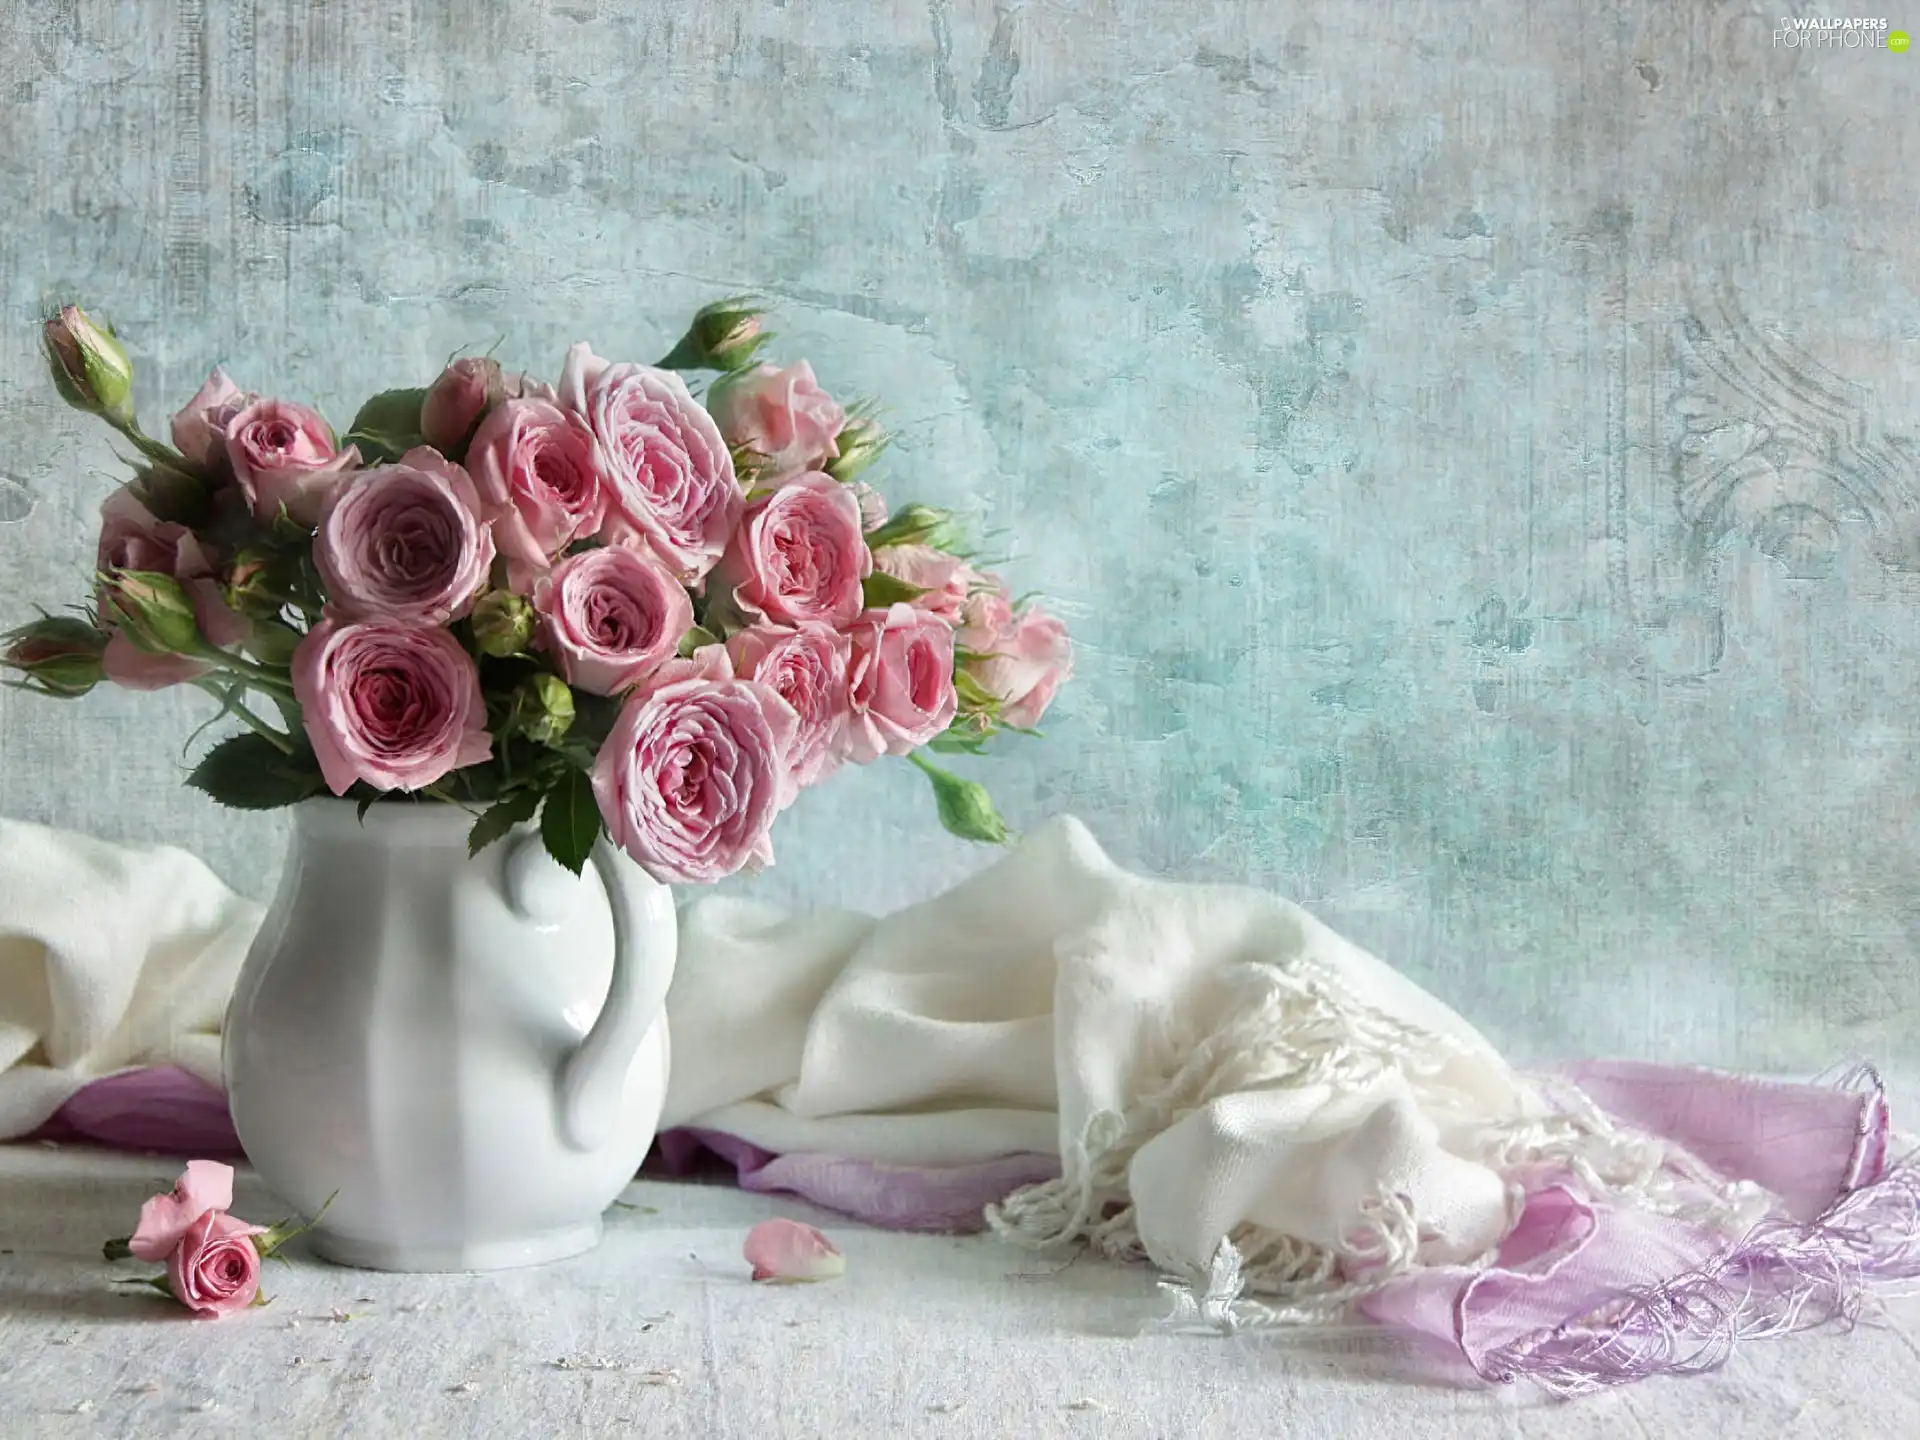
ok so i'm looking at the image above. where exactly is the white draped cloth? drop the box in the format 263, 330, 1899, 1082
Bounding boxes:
5, 812, 1720, 1317
0, 818, 257, 1138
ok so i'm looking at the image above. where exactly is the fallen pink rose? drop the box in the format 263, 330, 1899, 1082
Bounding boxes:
743, 1218, 846, 1284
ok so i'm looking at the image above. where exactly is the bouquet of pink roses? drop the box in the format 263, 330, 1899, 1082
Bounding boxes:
5, 303, 1070, 881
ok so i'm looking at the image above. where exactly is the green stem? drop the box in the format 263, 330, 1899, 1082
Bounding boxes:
118, 421, 182, 467
198, 647, 296, 693
193, 680, 296, 755
906, 750, 951, 780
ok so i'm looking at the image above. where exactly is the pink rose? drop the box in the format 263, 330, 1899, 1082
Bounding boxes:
591, 645, 798, 884
226, 399, 360, 525
716, 472, 870, 628
166, 1209, 267, 1319
872, 544, 974, 623
958, 581, 1071, 729
95, 487, 249, 691
421, 357, 504, 453
293, 619, 492, 794
559, 344, 742, 583
727, 623, 852, 791
314, 448, 494, 625
840, 603, 958, 763
170, 368, 245, 469
533, 546, 692, 696
130, 1160, 234, 1262
467, 398, 606, 575
709, 361, 846, 475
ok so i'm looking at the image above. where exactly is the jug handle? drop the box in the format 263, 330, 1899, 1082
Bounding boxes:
556, 838, 677, 1153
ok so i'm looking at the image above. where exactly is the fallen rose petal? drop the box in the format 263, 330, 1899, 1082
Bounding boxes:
743, 1218, 846, 1284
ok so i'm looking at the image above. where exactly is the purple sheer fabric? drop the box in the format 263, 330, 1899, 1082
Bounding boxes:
23, 1061, 1918, 1396
1361, 1062, 1916, 1396
649, 1127, 1062, 1234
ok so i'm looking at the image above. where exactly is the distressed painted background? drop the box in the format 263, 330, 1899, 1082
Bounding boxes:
1, 2, 1916, 1073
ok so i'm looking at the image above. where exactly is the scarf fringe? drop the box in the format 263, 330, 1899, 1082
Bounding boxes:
985, 957, 1473, 1307
1475, 1151, 1920, 1397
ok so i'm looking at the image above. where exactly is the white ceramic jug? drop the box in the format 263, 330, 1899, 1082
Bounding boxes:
224, 798, 675, 1272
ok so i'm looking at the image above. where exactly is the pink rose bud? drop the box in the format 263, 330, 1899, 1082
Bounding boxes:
727, 622, 853, 793
313, 448, 494, 625
839, 603, 959, 764
466, 397, 606, 576
420, 356, 504, 453
166, 1209, 267, 1318
824, 418, 886, 484
659, 297, 768, 373
708, 361, 847, 477
92, 487, 249, 690
225, 399, 361, 525
864, 502, 961, 552
43, 304, 134, 425
716, 471, 871, 629
559, 344, 743, 583
130, 1160, 236, 1262
1, 616, 106, 697
99, 570, 202, 656
170, 367, 246, 469
292, 619, 493, 795
470, 589, 536, 658
510, 672, 575, 746
959, 581, 1072, 731
532, 546, 693, 696
591, 645, 798, 884
743, 1219, 845, 1284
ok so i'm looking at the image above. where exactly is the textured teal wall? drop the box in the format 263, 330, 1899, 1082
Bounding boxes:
2, 3, 1916, 1072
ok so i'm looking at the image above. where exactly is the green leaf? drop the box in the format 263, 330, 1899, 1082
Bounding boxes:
132, 460, 211, 526
344, 387, 427, 462
468, 789, 541, 857
539, 767, 601, 876
862, 572, 927, 609
676, 624, 721, 659
356, 794, 377, 822
188, 733, 326, 810
102, 1237, 132, 1262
